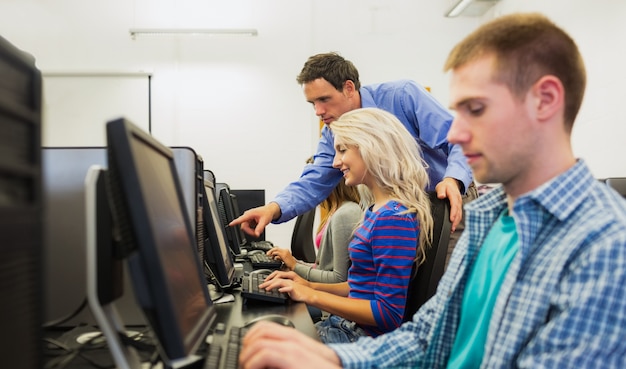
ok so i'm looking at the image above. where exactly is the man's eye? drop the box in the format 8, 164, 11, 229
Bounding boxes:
467, 103, 484, 116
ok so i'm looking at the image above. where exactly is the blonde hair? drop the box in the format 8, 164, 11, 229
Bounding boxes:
331, 107, 433, 264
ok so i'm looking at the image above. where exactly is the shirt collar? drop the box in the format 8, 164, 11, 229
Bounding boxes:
359, 87, 376, 108
467, 159, 594, 222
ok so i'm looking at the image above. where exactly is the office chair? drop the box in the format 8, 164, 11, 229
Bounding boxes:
290, 209, 317, 263
605, 177, 626, 198
402, 191, 452, 322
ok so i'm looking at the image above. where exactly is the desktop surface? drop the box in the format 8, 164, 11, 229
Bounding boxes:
213, 286, 318, 340
43, 273, 318, 369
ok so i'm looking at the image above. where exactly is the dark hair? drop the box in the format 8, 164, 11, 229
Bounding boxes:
444, 13, 586, 131
296, 52, 361, 91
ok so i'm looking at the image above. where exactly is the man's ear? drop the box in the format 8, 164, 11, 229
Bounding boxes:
343, 80, 356, 96
533, 75, 564, 123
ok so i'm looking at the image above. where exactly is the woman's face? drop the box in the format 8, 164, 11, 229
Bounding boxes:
332, 143, 369, 187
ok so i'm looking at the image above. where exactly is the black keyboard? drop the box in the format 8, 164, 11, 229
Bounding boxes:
247, 252, 282, 269
249, 240, 274, 252
241, 271, 289, 304
204, 326, 250, 369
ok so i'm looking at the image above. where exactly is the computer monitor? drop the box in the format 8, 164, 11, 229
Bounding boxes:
229, 192, 249, 246
230, 189, 266, 242
105, 117, 215, 365
201, 179, 237, 291
0, 34, 43, 369
43, 147, 108, 327
215, 182, 245, 255
171, 147, 206, 265
84, 166, 145, 369
43, 146, 203, 329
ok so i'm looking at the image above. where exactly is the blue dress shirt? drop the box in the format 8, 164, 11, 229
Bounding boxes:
272, 80, 473, 223
330, 160, 626, 368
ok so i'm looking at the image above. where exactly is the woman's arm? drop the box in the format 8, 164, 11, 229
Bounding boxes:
302, 202, 362, 283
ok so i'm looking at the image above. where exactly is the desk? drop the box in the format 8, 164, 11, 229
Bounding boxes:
214, 287, 318, 340
44, 283, 318, 369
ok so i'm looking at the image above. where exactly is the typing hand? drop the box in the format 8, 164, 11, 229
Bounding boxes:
267, 248, 297, 270
240, 321, 341, 369
263, 270, 308, 286
259, 276, 311, 303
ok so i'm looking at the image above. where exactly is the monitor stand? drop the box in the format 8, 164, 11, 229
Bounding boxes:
207, 283, 225, 302
85, 166, 143, 369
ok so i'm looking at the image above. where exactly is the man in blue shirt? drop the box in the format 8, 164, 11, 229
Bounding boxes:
238, 13, 626, 369
231, 52, 475, 238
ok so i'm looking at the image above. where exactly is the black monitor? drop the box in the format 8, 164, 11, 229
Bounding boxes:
201, 179, 237, 292
105, 117, 215, 365
229, 192, 248, 246
215, 182, 245, 255
171, 147, 205, 265
42, 146, 201, 329
0, 34, 43, 369
230, 189, 266, 242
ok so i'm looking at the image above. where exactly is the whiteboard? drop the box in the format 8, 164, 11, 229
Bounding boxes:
41, 73, 151, 147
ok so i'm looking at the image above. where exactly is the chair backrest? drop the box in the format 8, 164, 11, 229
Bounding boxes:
605, 177, 626, 199
290, 208, 317, 263
402, 191, 452, 322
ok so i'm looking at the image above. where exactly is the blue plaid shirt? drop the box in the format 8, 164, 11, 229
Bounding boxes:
331, 160, 626, 368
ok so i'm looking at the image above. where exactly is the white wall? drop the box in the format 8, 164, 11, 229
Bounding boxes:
489, 0, 626, 180
1, 0, 625, 246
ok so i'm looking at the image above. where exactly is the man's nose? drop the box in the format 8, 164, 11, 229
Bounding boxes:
447, 115, 469, 145
314, 103, 324, 116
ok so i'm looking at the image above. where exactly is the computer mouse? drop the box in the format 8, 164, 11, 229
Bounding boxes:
243, 314, 295, 328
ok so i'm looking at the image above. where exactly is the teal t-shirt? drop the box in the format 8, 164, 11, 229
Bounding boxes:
447, 210, 519, 369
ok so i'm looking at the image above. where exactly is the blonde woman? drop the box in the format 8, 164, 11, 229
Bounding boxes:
269, 178, 363, 284
261, 107, 433, 343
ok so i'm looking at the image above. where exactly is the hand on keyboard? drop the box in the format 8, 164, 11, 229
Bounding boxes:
246, 250, 282, 269
266, 247, 298, 270
241, 270, 289, 304
257, 270, 313, 303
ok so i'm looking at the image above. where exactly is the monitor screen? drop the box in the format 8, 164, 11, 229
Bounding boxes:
201, 179, 236, 290
0, 34, 43, 369
105, 117, 215, 363
171, 147, 205, 265
215, 183, 245, 255
229, 192, 248, 246
230, 189, 266, 242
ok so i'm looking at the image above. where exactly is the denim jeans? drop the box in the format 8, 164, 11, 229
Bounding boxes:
315, 314, 368, 344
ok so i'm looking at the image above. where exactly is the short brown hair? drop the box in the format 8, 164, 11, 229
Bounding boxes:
444, 13, 586, 131
296, 52, 361, 91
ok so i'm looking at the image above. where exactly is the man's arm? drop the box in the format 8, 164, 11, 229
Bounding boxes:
272, 126, 343, 223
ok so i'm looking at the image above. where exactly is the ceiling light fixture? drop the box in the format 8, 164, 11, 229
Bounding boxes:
129, 28, 258, 39
445, 0, 500, 17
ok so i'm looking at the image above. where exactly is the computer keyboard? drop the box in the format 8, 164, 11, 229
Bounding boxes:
241, 270, 289, 304
247, 251, 282, 269
203, 325, 250, 369
249, 240, 274, 252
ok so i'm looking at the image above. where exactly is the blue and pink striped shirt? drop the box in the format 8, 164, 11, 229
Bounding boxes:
348, 200, 418, 337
